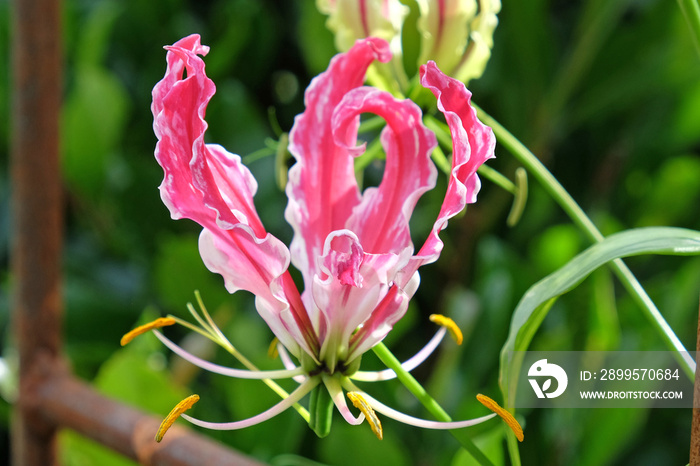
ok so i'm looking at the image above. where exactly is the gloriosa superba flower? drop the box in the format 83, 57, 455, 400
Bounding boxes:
316, 0, 501, 91
125, 33, 524, 443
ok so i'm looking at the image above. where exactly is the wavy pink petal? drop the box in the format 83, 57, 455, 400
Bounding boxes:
332, 86, 438, 255
399, 60, 495, 287
312, 231, 406, 370
298, 72, 437, 367
341, 383, 497, 430
351, 326, 447, 382
183, 377, 319, 430
153, 330, 304, 380
347, 283, 411, 360
198, 229, 313, 356
152, 35, 316, 357
285, 37, 392, 289
152, 36, 263, 234
323, 374, 364, 425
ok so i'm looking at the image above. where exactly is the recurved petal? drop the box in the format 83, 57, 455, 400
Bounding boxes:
332, 86, 437, 255
347, 283, 411, 360
285, 38, 391, 287
152, 35, 313, 355
312, 231, 406, 369
199, 228, 316, 359
399, 61, 495, 285
152, 35, 265, 236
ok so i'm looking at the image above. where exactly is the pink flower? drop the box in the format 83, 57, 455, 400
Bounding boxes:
149, 34, 497, 436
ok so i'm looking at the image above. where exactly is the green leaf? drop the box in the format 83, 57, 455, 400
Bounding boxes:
61, 1, 128, 200
61, 65, 129, 198
500, 227, 700, 408
60, 429, 138, 466
74, 1, 123, 67
153, 234, 231, 313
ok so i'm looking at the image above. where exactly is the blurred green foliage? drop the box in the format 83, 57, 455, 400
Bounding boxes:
1, 0, 700, 465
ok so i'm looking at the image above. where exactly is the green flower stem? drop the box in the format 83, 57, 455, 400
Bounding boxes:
678, 0, 700, 57
424, 115, 518, 195
507, 168, 528, 227
242, 146, 275, 164
479, 164, 518, 195
372, 342, 451, 419
424, 116, 453, 149
170, 296, 311, 423
372, 342, 495, 466
172, 315, 310, 422
474, 105, 694, 380
430, 145, 453, 175
358, 115, 387, 134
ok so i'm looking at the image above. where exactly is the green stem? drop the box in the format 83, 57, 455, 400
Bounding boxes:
424, 115, 521, 206
170, 299, 311, 422
475, 105, 694, 380
372, 342, 495, 466
678, 0, 700, 57
358, 115, 386, 134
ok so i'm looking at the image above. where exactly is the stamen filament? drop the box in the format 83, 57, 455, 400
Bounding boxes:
182, 377, 319, 430
153, 330, 305, 379
155, 394, 199, 442
429, 314, 463, 345
159, 300, 310, 422
194, 291, 230, 345
268, 337, 280, 359
343, 380, 496, 430
276, 343, 307, 384
121, 317, 176, 346
352, 327, 447, 382
476, 394, 524, 442
322, 375, 364, 425
347, 391, 383, 440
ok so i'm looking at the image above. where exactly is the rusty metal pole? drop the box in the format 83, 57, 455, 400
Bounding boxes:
10, 0, 64, 463
690, 299, 700, 465
8, 0, 291, 463
34, 364, 265, 466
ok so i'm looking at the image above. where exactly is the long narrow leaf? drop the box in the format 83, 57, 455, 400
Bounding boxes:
500, 227, 700, 408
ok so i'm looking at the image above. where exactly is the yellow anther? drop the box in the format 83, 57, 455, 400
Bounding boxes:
429, 314, 463, 345
155, 394, 200, 442
347, 391, 383, 440
268, 337, 280, 359
120, 317, 176, 346
476, 394, 524, 442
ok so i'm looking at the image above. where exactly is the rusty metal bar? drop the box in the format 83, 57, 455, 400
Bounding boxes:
8, 0, 268, 464
34, 360, 264, 466
690, 299, 700, 465
10, 0, 64, 463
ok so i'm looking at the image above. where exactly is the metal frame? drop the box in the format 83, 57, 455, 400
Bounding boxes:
9, 0, 263, 464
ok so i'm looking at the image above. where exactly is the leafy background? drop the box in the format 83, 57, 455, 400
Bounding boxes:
1, 0, 700, 465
